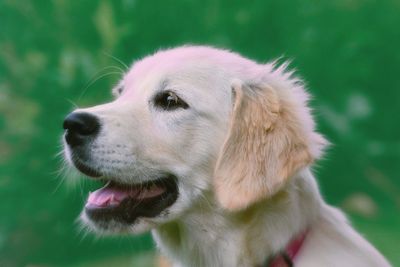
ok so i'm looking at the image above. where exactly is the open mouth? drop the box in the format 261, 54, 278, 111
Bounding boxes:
84, 175, 178, 224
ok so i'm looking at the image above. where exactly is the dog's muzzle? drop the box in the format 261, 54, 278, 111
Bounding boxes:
62, 111, 180, 227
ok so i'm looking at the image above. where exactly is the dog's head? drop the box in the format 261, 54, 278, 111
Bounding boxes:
63, 46, 326, 234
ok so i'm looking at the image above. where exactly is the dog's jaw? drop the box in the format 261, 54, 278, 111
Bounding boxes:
152, 169, 322, 267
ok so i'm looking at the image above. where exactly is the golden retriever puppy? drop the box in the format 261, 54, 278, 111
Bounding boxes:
63, 46, 391, 267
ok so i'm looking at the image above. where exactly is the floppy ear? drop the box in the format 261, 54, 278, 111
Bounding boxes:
214, 80, 326, 211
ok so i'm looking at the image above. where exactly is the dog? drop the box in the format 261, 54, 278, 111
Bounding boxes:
63, 46, 391, 267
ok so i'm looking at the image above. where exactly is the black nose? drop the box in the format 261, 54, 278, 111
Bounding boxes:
63, 112, 100, 146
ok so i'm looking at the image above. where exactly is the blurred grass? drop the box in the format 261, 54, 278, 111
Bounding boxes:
0, 0, 399, 266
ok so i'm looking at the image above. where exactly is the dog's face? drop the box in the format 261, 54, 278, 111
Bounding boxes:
63, 46, 326, 234
63, 47, 235, 233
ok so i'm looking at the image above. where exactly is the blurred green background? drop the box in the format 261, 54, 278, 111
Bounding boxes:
1, 0, 399, 266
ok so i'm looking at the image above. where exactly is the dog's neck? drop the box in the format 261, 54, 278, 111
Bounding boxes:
152, 169, 322, 267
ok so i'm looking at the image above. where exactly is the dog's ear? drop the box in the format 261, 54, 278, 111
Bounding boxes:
214, 79, 326, 211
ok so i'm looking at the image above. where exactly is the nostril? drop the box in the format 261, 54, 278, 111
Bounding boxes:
63, 112, 99, 135
63, 112, 100, 146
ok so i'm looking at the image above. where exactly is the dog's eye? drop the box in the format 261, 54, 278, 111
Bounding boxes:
154, 91, 189, 111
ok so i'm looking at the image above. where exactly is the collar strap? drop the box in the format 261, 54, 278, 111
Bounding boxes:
264, 230, 308, 267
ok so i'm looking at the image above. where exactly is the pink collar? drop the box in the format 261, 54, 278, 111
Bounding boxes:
265, 230, 308, 267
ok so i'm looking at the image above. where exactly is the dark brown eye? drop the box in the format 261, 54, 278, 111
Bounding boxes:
154, 91, 189, 111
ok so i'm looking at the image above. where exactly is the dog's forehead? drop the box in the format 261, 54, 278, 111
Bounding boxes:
121, 46, 257, 96
125, 52, 211, 91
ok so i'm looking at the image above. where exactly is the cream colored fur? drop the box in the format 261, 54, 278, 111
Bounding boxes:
69, 46, 391, 267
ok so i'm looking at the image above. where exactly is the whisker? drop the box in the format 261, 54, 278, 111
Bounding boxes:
52, 173, 67, 195
53, 149, 66, 160
78, 68, 123, 101
75, 218, 92, 244
65, 98, 79, 109
102, 51, 129, 71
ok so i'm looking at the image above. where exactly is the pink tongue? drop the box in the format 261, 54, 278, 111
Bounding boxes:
86, 182, 166, 208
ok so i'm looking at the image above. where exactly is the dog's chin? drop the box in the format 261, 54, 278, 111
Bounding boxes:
80, 211, 162, 235
68, 156, 179, 234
